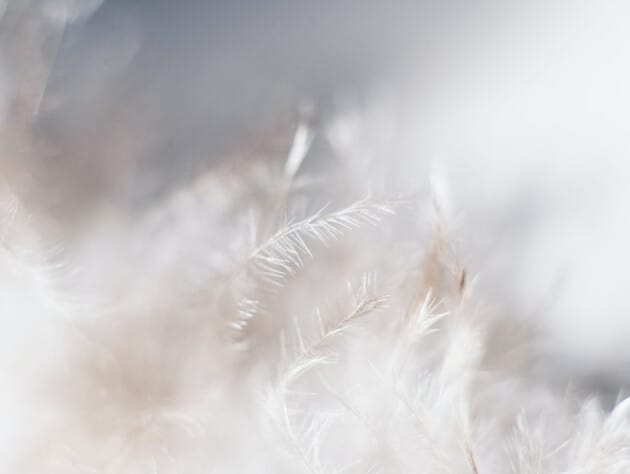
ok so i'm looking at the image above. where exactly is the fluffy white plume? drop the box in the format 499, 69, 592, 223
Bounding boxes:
0, 2, 628, 473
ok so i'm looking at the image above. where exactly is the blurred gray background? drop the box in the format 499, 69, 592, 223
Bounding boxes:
17, 0, 547, 208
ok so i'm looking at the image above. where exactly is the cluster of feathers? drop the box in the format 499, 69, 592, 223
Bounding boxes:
1, 2, 630, 473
